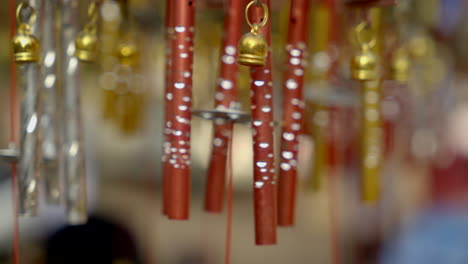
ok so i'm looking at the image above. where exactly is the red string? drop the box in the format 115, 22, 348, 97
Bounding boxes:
9, 0, 20, 263
328, 173, 340, 264
224, 123, 234, 264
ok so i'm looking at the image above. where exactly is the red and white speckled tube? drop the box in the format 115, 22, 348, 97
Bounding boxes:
166, 0, 196, 220
247, 0, 277, 245
204, 0, 245, 213
162, 0, 174, 216
277, 0, 310, 227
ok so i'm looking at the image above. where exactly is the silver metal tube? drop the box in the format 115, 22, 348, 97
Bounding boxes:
41, 0, 63, 205
18, 63, 41, 216
18, 0, 43, 216
60, 0, 87, 224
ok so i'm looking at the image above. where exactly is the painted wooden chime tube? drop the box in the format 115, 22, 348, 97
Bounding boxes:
166, 0, 196, 220
13, 1, 42, 216
162, 0, 174, 216
204, 0, 244, 213
277, 0, 310, 227
246, 0, 277, 245
41, 0, 63, 205
61, 0, 87, 224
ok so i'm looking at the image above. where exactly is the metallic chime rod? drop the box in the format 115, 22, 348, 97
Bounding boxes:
360, 79, 382, 202
166, 0, 196, 220
41, 0, 63, 205
277, 0, 310, 227
14, 1, 42, 216
310, 0, 336, 191
350, 20, 382, 202
204, 0, 245, 213
61, 0, 87, 224
162, 0, 174, 216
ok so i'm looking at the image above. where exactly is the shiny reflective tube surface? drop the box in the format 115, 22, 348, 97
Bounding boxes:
41, 0, 63, 205
61, 0, 87, 225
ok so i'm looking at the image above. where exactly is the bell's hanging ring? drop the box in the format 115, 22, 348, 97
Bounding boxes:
12, 3, 39, 63
350, 22, 378, 81
237, 1, 269, 67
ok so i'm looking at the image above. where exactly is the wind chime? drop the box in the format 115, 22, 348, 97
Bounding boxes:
350, 19, 382, 202
277, 0, 310, 227
4, 0, 92, 225
162, 0, 197, 220
5, 1, 414, 263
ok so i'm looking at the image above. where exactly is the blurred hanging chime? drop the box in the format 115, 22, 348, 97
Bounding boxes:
13, 2, 41, 216
8, 0, 91, 223
350, 19, 382, 202
238, 0, 277, 245
97, 0, 146, 134
307, 0, 337, 191
277, 0, 310, 227
204, 0, 245, 213
163, 0, 196, 220
162, 0, 174, 216
64, 0, 95, 224
41, 0, 63, 205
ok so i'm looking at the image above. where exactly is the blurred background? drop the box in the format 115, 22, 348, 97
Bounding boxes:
1, 0, 468, 263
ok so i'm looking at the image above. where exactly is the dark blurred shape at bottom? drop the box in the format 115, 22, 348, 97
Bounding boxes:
46, 216, 141, 264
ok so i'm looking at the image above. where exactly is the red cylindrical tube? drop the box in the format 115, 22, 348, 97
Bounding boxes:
167, 0, 196, 220
204, 0, 246, 213
248, 0, 277, 245
277, 0, 310, 227
162, 0, 174, 216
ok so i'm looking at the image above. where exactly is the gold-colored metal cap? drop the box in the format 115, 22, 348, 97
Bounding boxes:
351, 49, 378, 81
390, 47, 410, 82
237, 1, 269, 67
117, 42, 139, 66
75, 1, 99, 62
13, 25, 39, 63
237, 31, 268, 67
12, 3, 39, 63
75, 30, 98, 62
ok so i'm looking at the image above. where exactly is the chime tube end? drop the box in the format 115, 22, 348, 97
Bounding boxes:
277, 170, 297, 227
167, 168, 191, 220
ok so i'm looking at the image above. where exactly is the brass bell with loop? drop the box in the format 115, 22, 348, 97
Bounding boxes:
390, 46, 410, 83
237, 1, 269, 67
350, 22, 378, 81
75, 2, 99, 62
12, 3, 39, 63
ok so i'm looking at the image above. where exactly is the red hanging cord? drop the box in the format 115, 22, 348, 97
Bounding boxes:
166, 0, 196, 220
162, 0, 175, 216
277, 0, 310, 227
224, 123, 234, 264
9, 0, 20, 262
204, 0, 245, 213
248, 0, 277, 245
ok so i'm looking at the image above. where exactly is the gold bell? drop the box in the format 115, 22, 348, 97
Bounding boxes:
117, 41, 140, 66
12, 23, 39, 63
390, 47, 410, 83
75, 29, 98, 62
238, 26, 268, 67
350, 49, 378, 81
